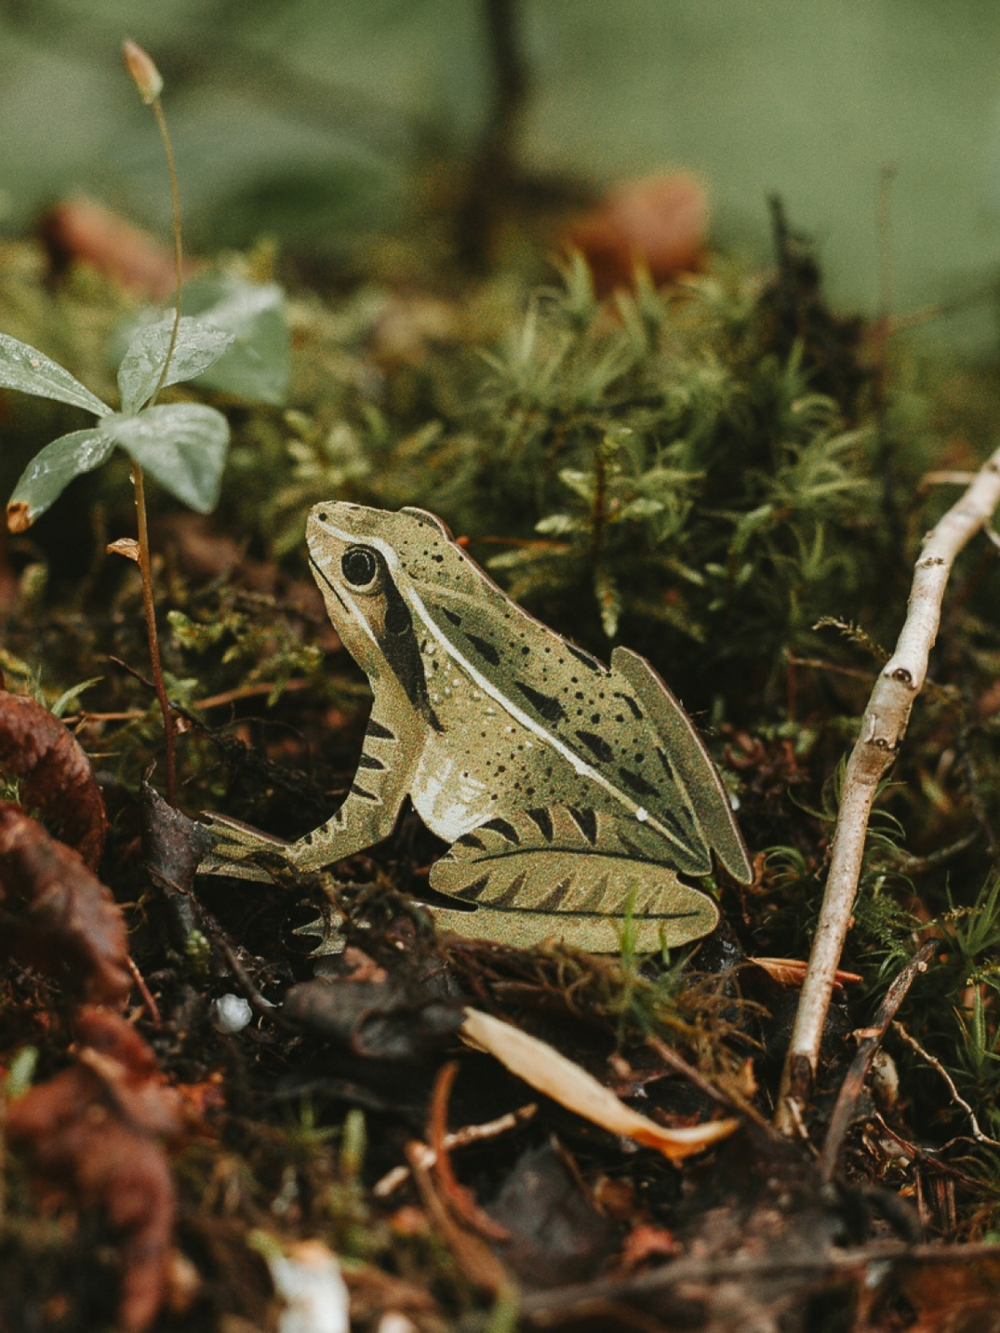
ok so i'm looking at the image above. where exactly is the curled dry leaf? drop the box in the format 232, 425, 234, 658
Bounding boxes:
565, 172, 708, 294
0, 689, 107, 869
5, 1006, 185, 1333
141, 780, 214, 895
38, 198, 192, 299
460, 1008, 737, 1161
107, 537, 141, 563
750, 957, 863, 989
0, 801, 131, 1008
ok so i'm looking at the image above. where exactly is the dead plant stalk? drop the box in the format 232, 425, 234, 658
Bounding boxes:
775, 444, 1000, 1135
122, 41, 183, 805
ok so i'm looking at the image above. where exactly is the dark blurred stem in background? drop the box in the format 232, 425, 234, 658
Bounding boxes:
456, 0, 530, 271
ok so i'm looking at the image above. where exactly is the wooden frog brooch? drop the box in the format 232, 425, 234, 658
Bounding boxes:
202, 503, 752, 951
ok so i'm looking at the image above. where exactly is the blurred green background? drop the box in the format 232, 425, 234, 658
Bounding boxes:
2, 0, 999, 350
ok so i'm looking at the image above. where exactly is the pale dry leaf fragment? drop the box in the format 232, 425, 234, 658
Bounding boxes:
460, 1007, 737, 1160
107, 537, 141, 562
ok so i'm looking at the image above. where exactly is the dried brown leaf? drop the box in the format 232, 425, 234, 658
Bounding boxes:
0, 689, 107, 869
39, 198, 193, 299
750, 956, 863, 989
896, 1252, 1000, 1333
5, 1007, 185, 1333
566, 173, 707, 294
0, 802, 131, 1007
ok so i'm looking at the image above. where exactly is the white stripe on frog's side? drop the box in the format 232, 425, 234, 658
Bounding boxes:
313, 514, 695, 861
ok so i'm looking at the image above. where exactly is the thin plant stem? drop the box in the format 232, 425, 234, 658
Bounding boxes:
123, 45, 185, 805
147, 96, 183, 409
132, 462, 176, 805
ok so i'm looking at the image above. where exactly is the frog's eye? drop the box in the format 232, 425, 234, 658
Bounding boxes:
341, 545, 380, 590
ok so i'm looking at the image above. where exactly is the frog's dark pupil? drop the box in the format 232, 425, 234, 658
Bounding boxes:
342, 547, 378, 586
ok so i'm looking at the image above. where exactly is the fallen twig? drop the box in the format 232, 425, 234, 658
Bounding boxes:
373, 1103, 537, 1198
818, 941, 937, 1180
518, 1240, 1000, 1323
776, 444, 1000, 1134
891, 1018, 1000, 1150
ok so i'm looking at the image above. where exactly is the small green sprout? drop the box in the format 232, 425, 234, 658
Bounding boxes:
1, 319, 234, 531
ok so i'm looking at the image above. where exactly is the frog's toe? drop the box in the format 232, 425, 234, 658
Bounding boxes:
199, 813, 293, 881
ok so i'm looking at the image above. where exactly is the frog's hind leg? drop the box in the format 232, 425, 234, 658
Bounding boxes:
428, 805, 719, 953
200, 710, 413, 881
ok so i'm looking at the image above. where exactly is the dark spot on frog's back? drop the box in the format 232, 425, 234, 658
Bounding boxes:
515, 680, 567, 723
567, 642, 605, 673
575, 729, 615, 764
619, 767, 659, 798
464, 631, 500, 666
615, 691, 643, 719
443, 608, 462, 627
366, 719, 396, 740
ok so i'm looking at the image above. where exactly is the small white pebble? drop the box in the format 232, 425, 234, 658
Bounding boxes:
636, 807, 649, 822
267, 1240, 349, 1333
211, 994, 253, 1034
377, 1316, 418, 1333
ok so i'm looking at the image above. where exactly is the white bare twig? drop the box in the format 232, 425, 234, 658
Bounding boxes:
891, 1019, 1000, 1149
775, 445, 1000, 1135
371, 1103, 537, 1197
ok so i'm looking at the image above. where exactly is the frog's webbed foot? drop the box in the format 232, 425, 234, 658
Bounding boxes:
199, 812, 296, 883
428, 805, 718, 953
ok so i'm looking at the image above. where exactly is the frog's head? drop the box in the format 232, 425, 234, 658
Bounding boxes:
307, 499, 459, 623
306, 502, 467, 716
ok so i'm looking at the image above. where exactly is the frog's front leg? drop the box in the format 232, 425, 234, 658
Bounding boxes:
200, 712, 413, 882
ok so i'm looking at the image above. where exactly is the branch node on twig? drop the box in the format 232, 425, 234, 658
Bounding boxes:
775, 443, 1000, 1135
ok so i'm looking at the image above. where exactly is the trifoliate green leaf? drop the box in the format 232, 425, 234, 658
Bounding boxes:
0, 334, 111, 418
117, 317, 234, 415
107, 404, 230, 513
7, 427, 117, 531
181, 275, 289, 406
